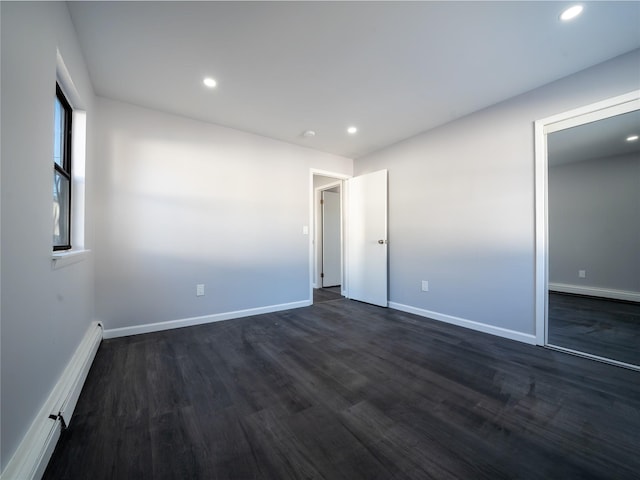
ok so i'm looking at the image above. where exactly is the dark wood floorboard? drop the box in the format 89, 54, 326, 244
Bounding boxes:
44, 299, 640, 479
313, 286, 343, 303
548, 292, 640, 366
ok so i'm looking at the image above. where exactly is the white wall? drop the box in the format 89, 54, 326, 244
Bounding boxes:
0, 2, 96, 470
549, 153, 640, 293
354, 49, 640, 337
94, 98, 352, 331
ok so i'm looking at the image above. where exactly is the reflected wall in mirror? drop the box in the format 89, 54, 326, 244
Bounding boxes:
546, 109, 640, 367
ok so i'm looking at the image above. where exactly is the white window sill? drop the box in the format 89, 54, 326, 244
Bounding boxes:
52, 249, 91, 269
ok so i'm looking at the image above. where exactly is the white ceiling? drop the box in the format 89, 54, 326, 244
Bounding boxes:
67, 1, 640, 159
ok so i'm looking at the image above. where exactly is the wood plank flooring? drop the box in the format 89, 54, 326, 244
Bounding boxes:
44, 299, 640, 479
548, 292, 640, 366
313, 287, 343, 304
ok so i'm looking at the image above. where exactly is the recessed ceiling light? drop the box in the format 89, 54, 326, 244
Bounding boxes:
626, 135, 639, 142
347, 126, 358, 134
203, 77, 217, 88
560, 5, 583, 21
303, 130, 316, 138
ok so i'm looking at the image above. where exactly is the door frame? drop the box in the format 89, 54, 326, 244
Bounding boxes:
309, 169, 351, 304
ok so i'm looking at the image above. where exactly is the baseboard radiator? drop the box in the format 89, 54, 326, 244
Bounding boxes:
1, 321, 103, 480
549, 283, 640, 303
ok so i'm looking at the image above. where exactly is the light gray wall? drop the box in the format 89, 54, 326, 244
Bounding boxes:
94, 98, 352, 330
549, 153, 640, 292
354, 49, 640, 335
1, 2, 96, 470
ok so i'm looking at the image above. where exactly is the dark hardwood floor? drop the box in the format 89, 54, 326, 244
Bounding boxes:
548, 292, 640, 366
44, 298, 640, 479
313, 286, 342, 303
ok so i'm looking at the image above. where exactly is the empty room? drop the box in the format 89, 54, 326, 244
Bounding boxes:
1, 1, 639, 479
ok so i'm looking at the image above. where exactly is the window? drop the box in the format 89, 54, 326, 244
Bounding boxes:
53, 83, 72, 250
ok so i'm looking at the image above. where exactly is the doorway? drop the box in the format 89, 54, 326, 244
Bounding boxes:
312, 173, 346, 302
309, 169, 389, 307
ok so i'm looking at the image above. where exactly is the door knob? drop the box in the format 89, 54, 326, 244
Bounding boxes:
378, 239, 386, 244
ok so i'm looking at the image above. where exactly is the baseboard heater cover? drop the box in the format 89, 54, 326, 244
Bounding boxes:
0, 321, 103, 480
549, 283, 640, 303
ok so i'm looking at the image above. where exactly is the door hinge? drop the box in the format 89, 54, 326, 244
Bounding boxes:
321, 273, 324, 278
320, 199, 324, 205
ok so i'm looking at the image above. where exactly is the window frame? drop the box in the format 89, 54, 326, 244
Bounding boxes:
53, 83, 73, 251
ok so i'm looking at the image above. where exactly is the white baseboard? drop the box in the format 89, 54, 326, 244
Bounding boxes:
549, 283, 640, 302
1, 321, 103, 480
388, 302, 536, 345
103, 300, 312, 339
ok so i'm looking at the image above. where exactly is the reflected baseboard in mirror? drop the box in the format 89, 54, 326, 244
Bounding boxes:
548, 292, 640, 367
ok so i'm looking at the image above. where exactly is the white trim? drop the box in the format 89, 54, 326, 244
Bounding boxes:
542, 91, 640, 135
389, 302, 536, 345
549, 283, 640, 303
103, 300, 310, 339
51, 249, 91, 269
1, 321, 103, 480
56, 49, 84, 110
534, 90, 640, 346
534, 117, 548, 345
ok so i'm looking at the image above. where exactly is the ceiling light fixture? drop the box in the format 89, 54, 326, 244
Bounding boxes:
626, 135, 639, 142
303, 130, 316, 138
347, 126, 358, 134
203, 77, 217, 88
560, 4, 583, 21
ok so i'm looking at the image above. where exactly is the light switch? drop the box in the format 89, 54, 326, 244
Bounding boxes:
303, 225, 309, 235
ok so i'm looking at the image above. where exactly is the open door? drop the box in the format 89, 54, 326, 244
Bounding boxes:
347, 169, 388, 307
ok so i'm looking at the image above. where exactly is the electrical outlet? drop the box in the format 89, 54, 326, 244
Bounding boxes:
196, 284, 205, 296
578, 270, 586, 279
421, 280, 429, 292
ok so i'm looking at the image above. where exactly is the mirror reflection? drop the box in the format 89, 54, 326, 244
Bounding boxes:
547, 109, 640, 367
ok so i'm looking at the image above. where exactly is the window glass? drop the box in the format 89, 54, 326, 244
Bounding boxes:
53, 84, 72, 250
53, 97, 64, 167
53, 170, 70, 247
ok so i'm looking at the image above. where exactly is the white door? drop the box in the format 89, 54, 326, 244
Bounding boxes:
322, 190, 341, 287
347, 169, 388, 307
